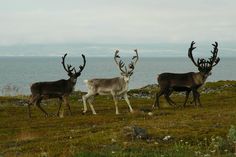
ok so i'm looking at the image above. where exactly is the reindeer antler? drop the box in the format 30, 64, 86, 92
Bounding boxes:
188, 41, 198, 67
114, 50, 127, 73
76, 54, 86, 75
114, 49, 139, 75
62, 53, 86, 77
62, 53, 74, 75
209, 42, 220, 67
188, 41, 220, 72
128, 49, 139, 74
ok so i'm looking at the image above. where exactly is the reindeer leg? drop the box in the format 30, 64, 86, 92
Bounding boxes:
183, 91, 190, 107
153, 92, 159, 109
88, 96, 97, 115
28, 101, 34, 118
168, 97, 177, 107
124, 92, 133, 113
36, 98, 48, 117
165, 95, 177, 107
28, 103, 32, 118
82, 94, 88, 114
82, 95, 87, 114
195, 91, 202, 107
28, 95, 37, 118
57, 97, 63, 117
164, 89, 177, 108
82, 92, 95, 114
164, 93, 173, 106
192, 90, 198, 107
189, 91, 194, 105
166, 90, 177, 105
63, 96, 72, 116
153, 90, 164, 109
111, 92, 120, 115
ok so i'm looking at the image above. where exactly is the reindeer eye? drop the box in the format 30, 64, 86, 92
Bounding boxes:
129, 72, 133, 76
129, 64, 134, 69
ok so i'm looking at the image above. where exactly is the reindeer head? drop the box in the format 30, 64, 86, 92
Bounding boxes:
114, 49, 139, 82
188, 41, 220, 76
61, 53, 86, 83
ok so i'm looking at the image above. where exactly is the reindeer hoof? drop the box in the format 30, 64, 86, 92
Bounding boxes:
82, 111, 87, 115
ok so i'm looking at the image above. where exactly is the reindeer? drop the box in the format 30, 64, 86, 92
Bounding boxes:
82, 50, 139, 115
28, 53, 86, 117
153, 41, 220, 109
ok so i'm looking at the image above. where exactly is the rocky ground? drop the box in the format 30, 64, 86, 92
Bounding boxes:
0, 80, 236, 157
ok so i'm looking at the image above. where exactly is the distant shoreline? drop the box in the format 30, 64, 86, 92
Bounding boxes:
1, 80, 235, 97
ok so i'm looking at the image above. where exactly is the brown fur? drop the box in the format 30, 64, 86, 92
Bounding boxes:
153, 41, 219, 109
28, 54, 86, 118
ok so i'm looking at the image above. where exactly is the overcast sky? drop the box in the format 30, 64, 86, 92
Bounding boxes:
0, 0, 235, 56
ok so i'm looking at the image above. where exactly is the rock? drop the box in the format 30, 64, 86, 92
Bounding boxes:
16, 100, 29, 106
130, 93, 151, 99
123, 126, 149, 140
140, 84, 159, 90
148, 112, 153, 116
163, 135, 171, 141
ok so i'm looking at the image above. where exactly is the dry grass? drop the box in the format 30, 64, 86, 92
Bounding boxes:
0, 81, 236, 157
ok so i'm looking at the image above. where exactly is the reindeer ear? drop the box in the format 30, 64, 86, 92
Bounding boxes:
76, 72, 81, 77
198, 67, 202, 72
68, 73, 73, 77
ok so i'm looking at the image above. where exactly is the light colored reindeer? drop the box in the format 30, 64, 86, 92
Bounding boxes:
82, 49, 139, 115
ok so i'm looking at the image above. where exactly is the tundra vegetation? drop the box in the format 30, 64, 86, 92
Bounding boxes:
0, 80, 236, 157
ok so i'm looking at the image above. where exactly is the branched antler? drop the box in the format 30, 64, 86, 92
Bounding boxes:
188, 41, 220, 72
188, 41, 198, 67
209, 42, 220, 67
76, 54, 86, 76
114, 50, 127, 73
114, 49, 139, 75
62, 53, 74, 75
128, 49, 139, 74
62, 53, 86, 77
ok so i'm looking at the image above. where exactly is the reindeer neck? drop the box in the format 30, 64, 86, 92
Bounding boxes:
68, 77, 77, 85
119, 76, 129, 91
193, 71, 208, 86
121, 75, 130, 83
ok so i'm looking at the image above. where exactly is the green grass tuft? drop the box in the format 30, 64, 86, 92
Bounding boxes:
0, 80, 236, 157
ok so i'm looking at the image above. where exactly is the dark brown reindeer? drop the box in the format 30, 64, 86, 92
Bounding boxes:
28, 53, 86, 117
153, 41, 220, 109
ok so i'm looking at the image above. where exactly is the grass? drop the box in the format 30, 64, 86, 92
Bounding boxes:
0, 81, 236, 157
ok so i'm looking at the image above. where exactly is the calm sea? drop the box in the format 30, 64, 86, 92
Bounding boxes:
0, 57, 235, 95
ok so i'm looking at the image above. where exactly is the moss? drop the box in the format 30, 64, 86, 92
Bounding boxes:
0, 81, 236, 156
